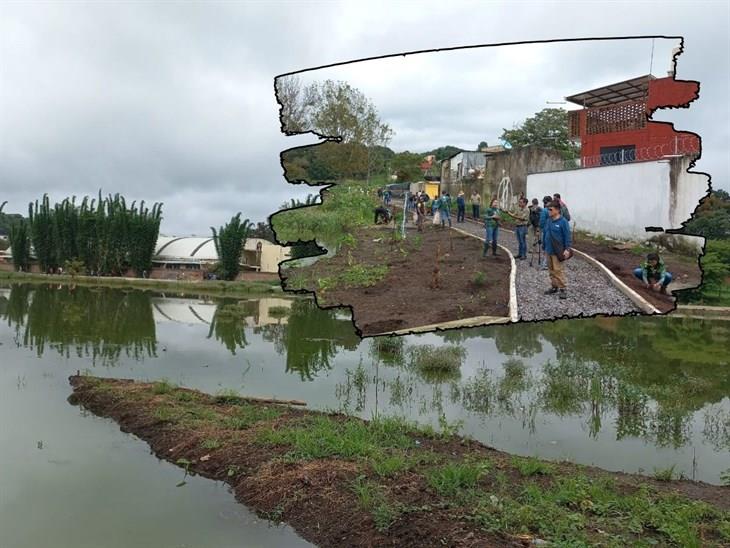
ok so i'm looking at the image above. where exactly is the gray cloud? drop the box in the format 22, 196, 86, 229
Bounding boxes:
1, 1, 727, 234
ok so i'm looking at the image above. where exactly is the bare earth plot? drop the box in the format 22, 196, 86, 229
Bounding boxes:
281, 225, 511, 335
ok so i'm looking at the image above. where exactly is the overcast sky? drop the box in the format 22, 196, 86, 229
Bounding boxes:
1, 1, 728, 235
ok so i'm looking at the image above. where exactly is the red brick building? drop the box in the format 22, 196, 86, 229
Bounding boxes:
566, 75, 700, 167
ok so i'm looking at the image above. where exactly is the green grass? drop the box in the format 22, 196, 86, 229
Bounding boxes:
152, 379, 177, 395
470, 473, 725, 546
201, 438, 223, 450
223, 403, 283, 430
258, 415, 414, 459
351, 475, 402, 532
511, 456, 555, 477
315, 263, 390, 292
0, 270, 281, 297
257, 415, 414, 460
426, 461, 489, 497
653, 464, 678, 481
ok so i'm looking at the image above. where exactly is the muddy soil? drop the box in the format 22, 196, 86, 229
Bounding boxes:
572, 239, 701, 313
281, 225, 511, 335
68, 377, 730, 548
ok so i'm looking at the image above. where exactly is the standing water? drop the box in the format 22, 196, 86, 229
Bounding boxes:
1, 283, 728, 547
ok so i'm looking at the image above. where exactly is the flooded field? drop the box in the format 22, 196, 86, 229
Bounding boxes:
1, 283, 728, 547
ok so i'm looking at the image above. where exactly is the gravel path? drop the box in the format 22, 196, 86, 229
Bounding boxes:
453, 219, 640, 321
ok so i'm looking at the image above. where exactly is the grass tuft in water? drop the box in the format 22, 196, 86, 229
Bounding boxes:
409, 345, 466, 374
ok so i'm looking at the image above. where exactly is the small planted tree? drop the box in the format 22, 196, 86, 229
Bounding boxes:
211, 213, 252, 281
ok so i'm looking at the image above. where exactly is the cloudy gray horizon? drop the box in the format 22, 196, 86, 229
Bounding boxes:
1, 1, 728, 235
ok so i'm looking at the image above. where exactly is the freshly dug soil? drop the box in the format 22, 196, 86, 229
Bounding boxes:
281, 225, 511, 335
67, 376, 730, 548
572, 239, 701, 313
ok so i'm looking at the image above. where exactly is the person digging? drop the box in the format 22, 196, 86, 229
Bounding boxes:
634, 252, 673, 295
543, 200, 572, 300
374, 206, 392, 225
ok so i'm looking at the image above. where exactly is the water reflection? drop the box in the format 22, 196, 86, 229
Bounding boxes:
1, 285, 156, 364
1, 284, 728, 475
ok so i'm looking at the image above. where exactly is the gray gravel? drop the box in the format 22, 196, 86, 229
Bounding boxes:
453, 220, 640, 321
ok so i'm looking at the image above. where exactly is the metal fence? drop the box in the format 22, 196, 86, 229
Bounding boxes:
529, 136, 700, 174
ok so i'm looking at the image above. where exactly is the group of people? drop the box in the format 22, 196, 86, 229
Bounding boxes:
375, 186, 673, 301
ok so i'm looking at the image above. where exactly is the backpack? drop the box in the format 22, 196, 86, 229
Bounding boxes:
529, 206, 542, 228
561, 205, 571, 222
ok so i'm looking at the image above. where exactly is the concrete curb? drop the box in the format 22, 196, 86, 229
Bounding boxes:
450, 226, 519, 323
369, 314, 510, 337
462, 217, 658, 316
570, 248, 661, 315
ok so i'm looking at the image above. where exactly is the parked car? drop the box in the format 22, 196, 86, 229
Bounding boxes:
385, 182, 410, 199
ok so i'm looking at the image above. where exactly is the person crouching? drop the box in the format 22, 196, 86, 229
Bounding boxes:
634, 253, 673, 295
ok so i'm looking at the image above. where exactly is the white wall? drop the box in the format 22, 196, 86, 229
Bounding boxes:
671, 157, 710, 228
527, 160, 706, 241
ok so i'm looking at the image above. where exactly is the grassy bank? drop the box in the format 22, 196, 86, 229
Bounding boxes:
69, 376, 730, 547
0, 271, 281, 297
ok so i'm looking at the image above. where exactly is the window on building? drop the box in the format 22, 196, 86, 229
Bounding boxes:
599, 145, 636, 166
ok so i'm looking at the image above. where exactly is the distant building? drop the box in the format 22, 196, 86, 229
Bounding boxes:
440, 151, 487, 186
152, 236, 290, 274
566, 74, 700, 167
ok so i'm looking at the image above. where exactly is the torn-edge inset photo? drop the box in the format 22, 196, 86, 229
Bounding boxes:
272, 38, 708, 336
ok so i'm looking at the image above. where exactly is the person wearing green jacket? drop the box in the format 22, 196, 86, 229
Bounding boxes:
634, 253, 673, 294
482, 198, 502, 256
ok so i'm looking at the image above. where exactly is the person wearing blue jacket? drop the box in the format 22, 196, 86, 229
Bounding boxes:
543, 200, 572, 299
538, 196, 551, 269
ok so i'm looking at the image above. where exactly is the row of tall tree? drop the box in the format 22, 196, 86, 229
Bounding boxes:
8, 194, 163, 276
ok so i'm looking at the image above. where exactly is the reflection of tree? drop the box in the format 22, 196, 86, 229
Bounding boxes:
702, 406, 730, 452
493, 324, 543, 357
207, 300, 265, 355
3, 284, 31, 336
3, 284, 156, 365
207, 301, 250, 355
267, 300, 360, 381
539, 317, 730, 413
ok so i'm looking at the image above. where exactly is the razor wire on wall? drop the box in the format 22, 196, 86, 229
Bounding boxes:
529, 136, 700, 174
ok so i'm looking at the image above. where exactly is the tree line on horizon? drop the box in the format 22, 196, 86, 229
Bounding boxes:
277, 75, 578, 185
7, 193, 163, 276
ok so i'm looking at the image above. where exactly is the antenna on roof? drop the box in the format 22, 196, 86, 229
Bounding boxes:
648, 38, 655, 76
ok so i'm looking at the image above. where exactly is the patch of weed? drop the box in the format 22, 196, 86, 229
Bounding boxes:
351, 475, 402, 532
223, 403, 283, 430
152, 379, 177, 395
511, 456, 555, 477
256, 415, 414, 460
426, 461, 489, 497
200, 438, 222, 450
409, 345, 466, 374
653, 464, 677, 482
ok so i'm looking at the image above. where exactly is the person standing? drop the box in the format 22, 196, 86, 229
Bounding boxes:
471, 190, 481, 220
528, 198, 542, 264
439, 191, 452, 228
510, 198, 530, 259
553, 193, 571, 222
416, 195, 426, 232
539, 195, 552, 269
543, 200, 572, 299
482, 198, 501, 257
456, 191, 466, 223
